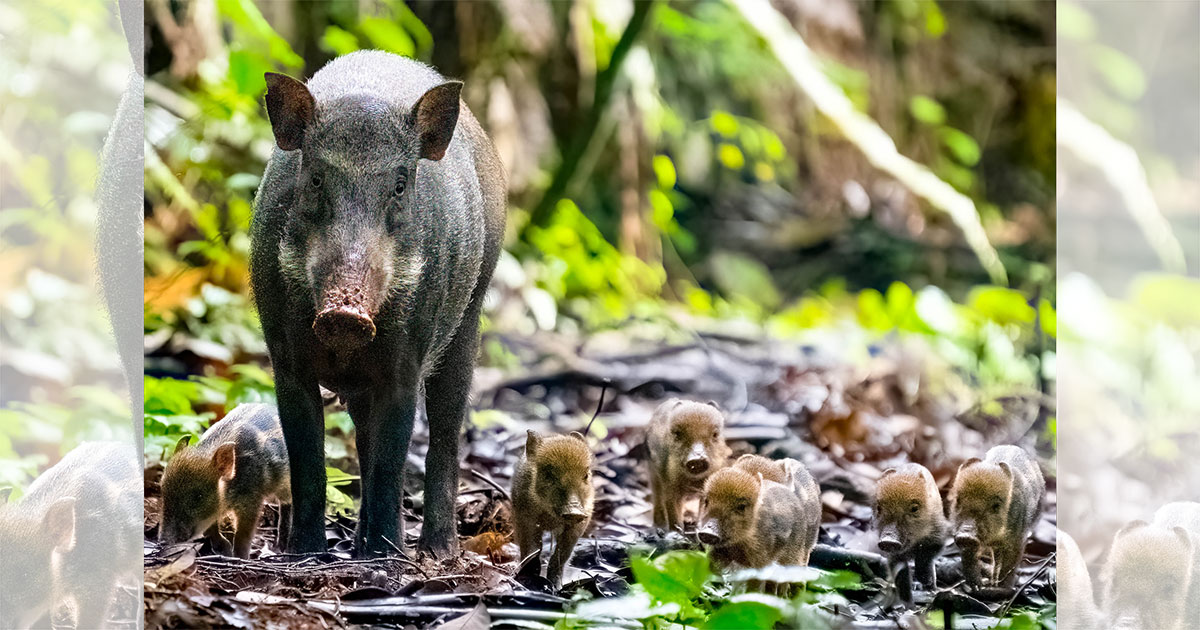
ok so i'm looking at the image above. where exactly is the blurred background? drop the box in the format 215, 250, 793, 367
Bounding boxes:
1057, 0, 1200, 595
0, 0, 134, 494
140, 0, 1056, 456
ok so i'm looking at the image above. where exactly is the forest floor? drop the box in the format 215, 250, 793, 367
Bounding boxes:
142, 330, 1056, 629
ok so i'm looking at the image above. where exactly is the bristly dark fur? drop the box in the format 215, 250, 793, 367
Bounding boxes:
251, 50, 506, 557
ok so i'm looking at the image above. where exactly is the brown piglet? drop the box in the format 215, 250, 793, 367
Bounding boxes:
699, 466, 821, 570
511, 430, 595, 587
873, 463, 947, 601
160, 403, 291, 559
949, 445, 1044, 588
646, 399, 731, 531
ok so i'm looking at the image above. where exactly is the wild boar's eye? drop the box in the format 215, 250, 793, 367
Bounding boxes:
310, 172, 323, 189
393, 168, 408, 197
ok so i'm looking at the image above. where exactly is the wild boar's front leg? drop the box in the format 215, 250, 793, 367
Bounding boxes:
276, 369, 326, 553
420, 302, 482, 557
356, 386, 418, 557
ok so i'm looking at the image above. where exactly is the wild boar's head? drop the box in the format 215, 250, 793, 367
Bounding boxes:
264, 71, 463, 351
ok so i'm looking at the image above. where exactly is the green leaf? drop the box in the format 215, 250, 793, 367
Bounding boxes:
1039, 299, 1057, 338
1057, 2, 1096, 41
710, 111, 739, 137
703, 599, 784, 629
630, 551, 711, 605
909, 95, 946, 125
360, 17, 415, 58
1130, 273, 1200, 327
321, 25, 360, 56
939, 127, 981, 166
969, 287, 1036, 325
652, 155, 677, 189
1093, 45, 1146, 100
710, 251, 781, 310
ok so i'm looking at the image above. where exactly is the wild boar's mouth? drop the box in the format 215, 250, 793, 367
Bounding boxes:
313, 284, 378, 350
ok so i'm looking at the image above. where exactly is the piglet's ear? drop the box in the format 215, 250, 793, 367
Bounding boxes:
998, 462, 1013, 479
1115, 520, 1148, 538
213, 442, 237, 481
525, 430, 543, 458
957, 457, 982, 475
414, 81, 462, 161
173, 434, 191, 457
569, 431, 587, 443
43, 497, 77, 551
1173, 526, 1193, 553
264, 72, 315, 151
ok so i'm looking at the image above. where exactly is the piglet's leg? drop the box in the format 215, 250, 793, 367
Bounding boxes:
233, 503, 264, 559
548, 521, 586, 588
205, 522, 233, 557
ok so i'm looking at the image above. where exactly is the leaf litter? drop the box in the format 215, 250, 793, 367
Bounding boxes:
143, 329, 1056, 629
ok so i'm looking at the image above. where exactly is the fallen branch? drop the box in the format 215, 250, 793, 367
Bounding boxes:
728, 0, 1008, 285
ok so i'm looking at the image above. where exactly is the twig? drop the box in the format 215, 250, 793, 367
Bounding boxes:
469, 468, 510, 501
583, 381, 610, 437
996, 552, 1055, 618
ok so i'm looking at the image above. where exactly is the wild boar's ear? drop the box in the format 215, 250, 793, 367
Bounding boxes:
0, 486, 11, 503
525, 430, 543, 458
174, 434, 191, 457
213, 442, 237, 481
264, 72, 315, 151
569, 431, 587, 443
43, 497, 77, 551
414, 81, 462, 161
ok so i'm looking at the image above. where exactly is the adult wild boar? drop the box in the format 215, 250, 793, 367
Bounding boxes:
251, 50, 505, 557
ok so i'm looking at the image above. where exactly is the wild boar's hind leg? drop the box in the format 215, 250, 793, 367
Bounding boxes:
420, 299, 483, 557
356, 386, 418, 557
277, 370, 327, 553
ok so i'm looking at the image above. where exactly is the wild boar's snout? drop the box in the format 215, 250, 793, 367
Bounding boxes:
878, 525, 902, 553
313, 303, 376, 350
955, 522, 980, 548
697, 519, 721, 545
561, 497, 587, 523
685, 443, 709, 475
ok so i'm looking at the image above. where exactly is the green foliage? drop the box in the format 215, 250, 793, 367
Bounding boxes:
568, 550, 860, 629
525, 199, 665, 327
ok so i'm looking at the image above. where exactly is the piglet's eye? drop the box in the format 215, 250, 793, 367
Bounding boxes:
711, 431, 719, 439
910, 504, 920, 514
